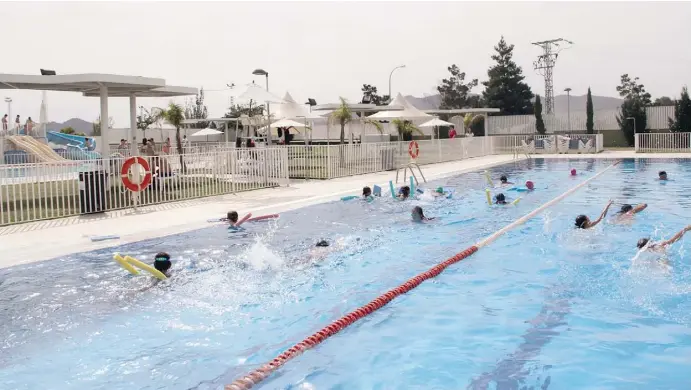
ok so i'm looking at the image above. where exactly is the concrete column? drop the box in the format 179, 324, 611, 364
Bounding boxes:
99, 86, 109, 159
129, 94, 137, 156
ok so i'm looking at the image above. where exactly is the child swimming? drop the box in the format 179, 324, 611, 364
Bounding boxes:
411, 206, 434, 222
398, 185, 411, 200
226, 211, 239, 225
574, 200, 613, 229
139, 252, 172, 292
495, 193, 508, 205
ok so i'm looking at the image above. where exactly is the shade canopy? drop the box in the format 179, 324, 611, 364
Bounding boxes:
236, 83, 284, 104
367, 93, 433, 120
190, 128, 223, 137
275, 92, 308, 119
419, 118, 454, 127
270, 118, 307, 128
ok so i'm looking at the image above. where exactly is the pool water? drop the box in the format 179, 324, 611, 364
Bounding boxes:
2, 158, 691, 390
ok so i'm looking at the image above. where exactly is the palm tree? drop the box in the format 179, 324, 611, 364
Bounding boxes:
329, 96, 352, 145
158, 102, 186, 171
392, 119, 423, 141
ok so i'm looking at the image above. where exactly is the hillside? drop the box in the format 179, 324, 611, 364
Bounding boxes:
405, 93, 624, 113
45, 118, 93, 134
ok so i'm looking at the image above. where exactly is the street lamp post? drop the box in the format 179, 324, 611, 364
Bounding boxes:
388, 65, 406, 103
564, 88, 572, 132
252, 68, 272, 145
4, 97, 12, 133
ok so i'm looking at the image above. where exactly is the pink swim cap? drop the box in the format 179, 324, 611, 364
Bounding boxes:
525, 180, 534, 190
570, 169, 577, 176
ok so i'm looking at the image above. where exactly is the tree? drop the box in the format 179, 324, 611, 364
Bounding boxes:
469, 115, 485, 136
60, 127, 76, 135
184, 87, 209, 129
616, 74, 650, 146
437, 64, 479, 109
669, 86, 691, 133
159, 102, 186, 171
137, 108, 159, 139
586, 87, 594, 134
92, 116, 114, 136
616, 99, 647, 146
392, 119, 423, 141
653, 96, 674, 106
330, 97, 352, 145
616, 74, 652, 105
361, 84, 389, 106
534, 95, 546, 135
482, 36, 534, 115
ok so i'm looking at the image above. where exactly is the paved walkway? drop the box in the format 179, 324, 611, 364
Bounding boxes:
2, 150, 686, 269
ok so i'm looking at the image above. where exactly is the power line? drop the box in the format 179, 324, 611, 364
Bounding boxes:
532, 38, 573, 115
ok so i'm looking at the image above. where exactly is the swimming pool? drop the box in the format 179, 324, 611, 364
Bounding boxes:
2, 158, 691, 389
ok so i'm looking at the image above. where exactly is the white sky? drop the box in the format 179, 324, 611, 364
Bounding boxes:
2, 1, 690, 125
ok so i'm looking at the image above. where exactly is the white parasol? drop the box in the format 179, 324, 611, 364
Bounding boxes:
419, 118, 454, 127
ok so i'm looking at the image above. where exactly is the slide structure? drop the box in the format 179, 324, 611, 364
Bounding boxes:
5, 135, 66, 163
46, 131, 101, 160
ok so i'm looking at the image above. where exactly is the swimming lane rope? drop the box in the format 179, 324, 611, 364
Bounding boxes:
226, 160, 621, 390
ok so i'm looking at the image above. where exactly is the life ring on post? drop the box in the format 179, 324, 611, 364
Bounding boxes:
408, 141, 420, 159
120, 156, 152, 192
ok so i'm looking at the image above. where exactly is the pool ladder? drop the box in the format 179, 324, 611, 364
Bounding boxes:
395, 162, 427, 186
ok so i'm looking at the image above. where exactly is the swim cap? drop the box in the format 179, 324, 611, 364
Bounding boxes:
575, 215, 588, 228
316, 240, 329, 247
154, 252, 170, 262
436, 187, 444, 193
637, 238, 650, 249
570, 169, 577, 176
525, 180, 534, 190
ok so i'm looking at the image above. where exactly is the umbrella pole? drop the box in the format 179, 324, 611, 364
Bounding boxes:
437, 125, 442, 162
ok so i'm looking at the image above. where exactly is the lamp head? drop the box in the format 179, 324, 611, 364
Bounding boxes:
252, 69, 268, 76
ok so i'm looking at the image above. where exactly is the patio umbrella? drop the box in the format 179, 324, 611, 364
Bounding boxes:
270, 118, 307, 128
191, 128, 223, 137
419, 118, 454, 128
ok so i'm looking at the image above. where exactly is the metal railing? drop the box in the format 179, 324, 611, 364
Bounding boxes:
635, 132, 691, 153
490, 134, 601, 154
0, 148, 288, 226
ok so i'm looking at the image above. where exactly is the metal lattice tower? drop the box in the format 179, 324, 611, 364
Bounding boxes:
532, 38, 573, 115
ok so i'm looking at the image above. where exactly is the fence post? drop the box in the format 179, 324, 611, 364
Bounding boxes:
283, 147, 290, 187
231, 149, 236, 194
634, 133, 639, 152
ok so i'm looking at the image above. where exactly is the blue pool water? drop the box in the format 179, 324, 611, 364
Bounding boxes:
2, 158, 691, 389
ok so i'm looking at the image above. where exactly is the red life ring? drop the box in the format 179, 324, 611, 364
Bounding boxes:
120, 156, 152, 192
408, 141, 420, 159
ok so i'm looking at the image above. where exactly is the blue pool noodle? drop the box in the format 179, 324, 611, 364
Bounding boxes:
90, 235, 119, 242
409, 176, 415, 196
389, 181, 396, 199
341, 195, 358, 201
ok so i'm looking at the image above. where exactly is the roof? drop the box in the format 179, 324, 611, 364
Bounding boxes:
82, 85, 197, 97
424, 108, 501, 114
367, 93, 433, 120
313, 103, 403, 112
0, 73, 165, 93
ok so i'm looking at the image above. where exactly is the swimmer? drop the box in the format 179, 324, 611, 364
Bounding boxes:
570, 169, 577, 176
139, 252, 172, 292
226, 211, 239, 225
637, 225, 691, 253
432, 186, 449, 198
525, 180, 535, 190
658, 171, 668, 181
575, 200, 613, 229
499, 175, 513, 186
411, 206, 435, 222
495, 193, 508, 205
307, 239, 347, 262
398, 185, 411, 200
362, 186, 374, 202
614, 203, 647, 223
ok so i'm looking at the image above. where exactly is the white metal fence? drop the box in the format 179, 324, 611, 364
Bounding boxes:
1, 134, 605, 226
0, 148, 288, 226
635, 132, 691, 153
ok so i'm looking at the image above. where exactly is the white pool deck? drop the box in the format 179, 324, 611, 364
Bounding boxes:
1, 150, 687, 269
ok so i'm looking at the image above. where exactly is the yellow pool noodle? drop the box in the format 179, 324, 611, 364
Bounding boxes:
485, 189, 492, 205
484, 170, 493, 186
512, 197, 521, 205
114, 253, 140, 275
124, 255, 167, 280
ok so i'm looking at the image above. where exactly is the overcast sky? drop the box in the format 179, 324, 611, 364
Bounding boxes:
2, 1, 690, 125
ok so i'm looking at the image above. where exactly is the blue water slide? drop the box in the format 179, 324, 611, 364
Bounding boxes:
47, 131, 101, 160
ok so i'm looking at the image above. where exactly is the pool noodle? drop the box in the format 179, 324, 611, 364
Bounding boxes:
91, 235, 120, 242
113, 253, 140, 275
409, 176, 415, 197
484, 170, 493, 186
389, 181, 396, 199
124, 256, 167, 280
247, 214, 279, 222
341, 195, 358, 201
207, 218, 227, 223
485, 189, 492, 205
234, 213, 252, 227
511, 197, 521, 205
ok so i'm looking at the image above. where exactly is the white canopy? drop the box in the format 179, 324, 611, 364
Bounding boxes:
275, 92, 308, 119
419, 118, 454, 127
236, 83, 285, 104
270, 118, 307, 128
366, 93, 433, 120
191, 128, 223, 137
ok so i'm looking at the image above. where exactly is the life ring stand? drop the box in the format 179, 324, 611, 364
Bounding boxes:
120, 156, 152, 192
408, 141, 420, 159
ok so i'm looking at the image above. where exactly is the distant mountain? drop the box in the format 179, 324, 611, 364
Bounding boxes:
405, 93, 624, 113
46, 118, 93, 134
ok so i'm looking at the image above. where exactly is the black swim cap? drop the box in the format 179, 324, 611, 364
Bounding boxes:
575, 215, 588, 228
363, 186, 372, 195
154, 252, 170, 262
659, 171, 667, 176
500, 175, 508, 182
495, 193, 506, 203
620, 204, 633, 213
637, 238, 650, 249
316, 240, 329, 247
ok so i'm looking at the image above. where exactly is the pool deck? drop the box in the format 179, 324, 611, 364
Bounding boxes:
1, 150, 686, 268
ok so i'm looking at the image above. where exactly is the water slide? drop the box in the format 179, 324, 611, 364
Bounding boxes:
5, 135, 66, 162
46, 131, 101, 160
